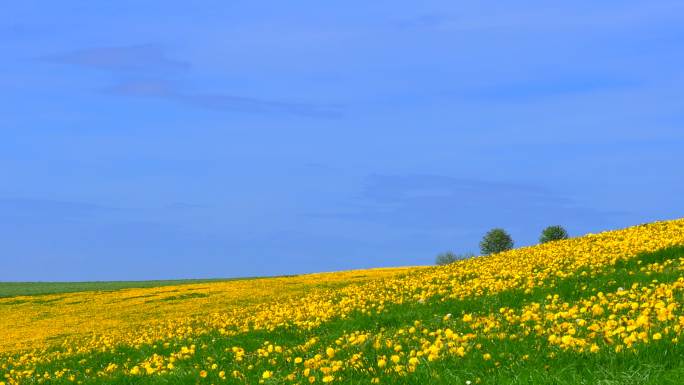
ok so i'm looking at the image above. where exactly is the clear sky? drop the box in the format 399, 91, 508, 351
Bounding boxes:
2, 1, 683, 281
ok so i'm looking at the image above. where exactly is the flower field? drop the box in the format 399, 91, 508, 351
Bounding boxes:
2, 218, 684, 384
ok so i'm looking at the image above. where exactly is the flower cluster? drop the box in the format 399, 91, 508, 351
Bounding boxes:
1, 218, 683, 384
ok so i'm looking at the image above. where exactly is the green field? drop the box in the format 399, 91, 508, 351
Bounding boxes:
3, 219, 684, 385
4, 246, 684, 384
0, 277, 261, 298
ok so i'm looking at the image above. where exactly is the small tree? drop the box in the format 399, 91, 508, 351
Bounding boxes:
435, 251, 475, 265
480, 228, 514, 255
435, 251, 457, 265
539, 225, 568, 243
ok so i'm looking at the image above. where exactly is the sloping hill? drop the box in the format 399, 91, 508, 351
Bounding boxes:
2, 219, 684, 385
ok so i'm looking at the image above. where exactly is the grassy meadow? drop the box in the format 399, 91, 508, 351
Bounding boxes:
2, 219, 684, 384
0, 278, 263, 298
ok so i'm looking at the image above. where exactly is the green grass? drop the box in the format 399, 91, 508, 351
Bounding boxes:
6, 245, 683, 385
0, 277, 262, 298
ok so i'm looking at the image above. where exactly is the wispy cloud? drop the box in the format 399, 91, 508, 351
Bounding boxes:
312, 174, 628, 231
394, 2, 684, 32
462, 76, 638, 102
0, 198, 117, 224
393, 14, 451, 30
164, 202, 211, 210
42, 45, 340, 118
107, 80, 343, 118
0, 197, 210, 225
41, 43, 189, 72
0, 23, 44, 41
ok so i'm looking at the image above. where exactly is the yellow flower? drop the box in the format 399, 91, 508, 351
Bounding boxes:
4, 218, 684, 385
591, 305, 604, 316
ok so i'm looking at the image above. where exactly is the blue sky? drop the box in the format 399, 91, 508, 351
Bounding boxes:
2, 1, 683, 281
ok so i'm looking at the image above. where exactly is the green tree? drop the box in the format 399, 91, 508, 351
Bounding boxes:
539, 225, 569, 243
479, 228, 514, 255
435, 251, 475, 265
435, 251, 458, 265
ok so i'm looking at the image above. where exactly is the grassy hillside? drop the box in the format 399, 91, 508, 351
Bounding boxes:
0, 268, 412, 354
1, 219, 684, 385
